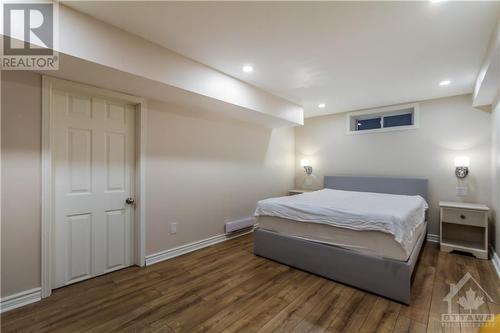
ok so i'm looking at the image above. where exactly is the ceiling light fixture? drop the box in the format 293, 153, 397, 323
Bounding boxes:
318, 103, 326, 108
439, 80, 451, 86
242, 65, 253, 73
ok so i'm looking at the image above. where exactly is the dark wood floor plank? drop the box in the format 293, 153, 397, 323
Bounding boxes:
1, 235, 498, 333
399, 243, 439, 325
427, 251, 464, 333
211, 270, 317, 332
255, 278, 327, 333
330, 292, 379, 333
293, 283, 355, 333
119, 259, 293, 332
189, 270, 303, 332
474, 256, 500, 317
454, 254, 492, 333
166, 268, 303, 332
324, 288, 368, 333
358, 297, 401, 333
393, 315, 427, 333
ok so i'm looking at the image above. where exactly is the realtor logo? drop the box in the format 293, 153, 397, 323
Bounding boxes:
441, 272, 496, 328
2, 0, 58, 69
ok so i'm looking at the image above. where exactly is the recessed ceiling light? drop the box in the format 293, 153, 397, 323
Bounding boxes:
439, 80, 451, 86
242, 65, 253, 73
318, 103, 326, 109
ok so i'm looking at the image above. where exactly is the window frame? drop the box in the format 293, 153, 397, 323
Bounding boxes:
345, 103, 419, 135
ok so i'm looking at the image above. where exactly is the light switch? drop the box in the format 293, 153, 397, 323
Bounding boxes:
456, 186, 467, 197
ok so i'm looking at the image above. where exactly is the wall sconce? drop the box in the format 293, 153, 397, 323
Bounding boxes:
454, 156, 470, 179
301, 159, 313, 175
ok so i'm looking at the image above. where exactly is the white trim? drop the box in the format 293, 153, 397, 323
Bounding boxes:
427, 233, 440, 243
41, 76, 147, 298
0, 71, 2, 304
41, 76, 53, 298
136, 103, 148, 267
146, 228, 254, 266
346, 103, 419, 135
0, 288, 41, 313
489, 245, 500, 278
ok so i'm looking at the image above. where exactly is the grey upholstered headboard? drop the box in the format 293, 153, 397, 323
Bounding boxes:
324, 176, 428, 201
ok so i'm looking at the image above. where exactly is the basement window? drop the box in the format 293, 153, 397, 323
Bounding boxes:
347, 103, 419, 134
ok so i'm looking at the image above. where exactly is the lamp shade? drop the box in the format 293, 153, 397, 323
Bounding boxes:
300, 159, 310, 167
454, 156, 470, 167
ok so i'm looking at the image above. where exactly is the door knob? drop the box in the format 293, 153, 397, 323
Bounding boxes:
125, 197, 135, 205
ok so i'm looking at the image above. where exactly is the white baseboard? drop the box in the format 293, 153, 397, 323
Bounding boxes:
0, 288, 41, 313
489, 245, 500, 278
426, 233, 439, 243
145, 227, 254, 266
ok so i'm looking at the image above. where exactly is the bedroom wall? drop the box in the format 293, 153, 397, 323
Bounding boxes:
295, 94, 492, 236
1, 71, 42, 298
0, 71, 295, 298
492, 96, 500, 257
145, 101, 294, 254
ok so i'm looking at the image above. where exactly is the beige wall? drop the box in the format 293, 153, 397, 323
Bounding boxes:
1, 71, 42, 296
145, 101, 294, 254
295, 95, 492, 235
492, 96, 500, 256
0, 72, 295, 297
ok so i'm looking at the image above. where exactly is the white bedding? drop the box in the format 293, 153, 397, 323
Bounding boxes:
254, 189, 428, 256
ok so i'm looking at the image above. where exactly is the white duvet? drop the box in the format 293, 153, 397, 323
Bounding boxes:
254, 189, 428, 256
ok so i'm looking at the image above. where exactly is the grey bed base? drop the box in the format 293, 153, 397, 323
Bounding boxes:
253, 176, 429, 305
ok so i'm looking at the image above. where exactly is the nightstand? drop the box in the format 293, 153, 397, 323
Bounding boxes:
439, 201, 489, 259
288, 189, 313, 196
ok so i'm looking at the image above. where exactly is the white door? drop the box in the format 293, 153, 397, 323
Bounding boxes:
51, 88, 136, 289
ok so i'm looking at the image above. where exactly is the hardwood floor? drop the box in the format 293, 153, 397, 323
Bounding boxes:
1, 234, 499, 333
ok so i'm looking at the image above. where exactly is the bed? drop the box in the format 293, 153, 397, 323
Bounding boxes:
253, 176, 429, 304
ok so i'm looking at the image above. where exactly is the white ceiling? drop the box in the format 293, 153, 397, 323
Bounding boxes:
64, 1, 499, 118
